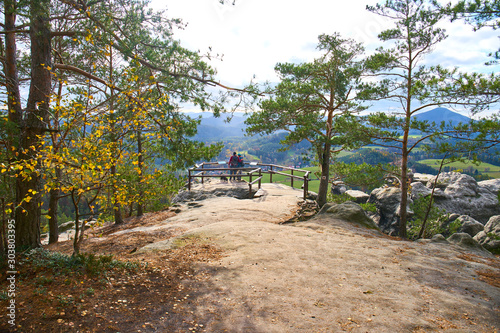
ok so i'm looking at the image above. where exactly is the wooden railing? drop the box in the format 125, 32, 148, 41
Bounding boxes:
187, 162, 311, 199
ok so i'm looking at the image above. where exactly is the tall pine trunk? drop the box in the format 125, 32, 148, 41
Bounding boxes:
316, 140, 331, 207
48, 167, 61, 244
15, 0, 52, 249
316, 109, 334, 207
399, 149, 409, 239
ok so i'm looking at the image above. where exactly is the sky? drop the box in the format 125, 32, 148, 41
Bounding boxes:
149, 0, 499, 115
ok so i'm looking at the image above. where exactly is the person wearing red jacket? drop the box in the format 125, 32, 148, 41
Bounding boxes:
228, 152, 240, 181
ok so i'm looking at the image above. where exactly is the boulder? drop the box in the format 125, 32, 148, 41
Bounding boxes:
410, 182, 431, 200
427, 172, 469, 189
447, 232, 487, 251
173, 186, 252, 202
431, 188, 447, 198
423, 172, 499, 224
413, 173, 435, 184
478, 178, 500, 194
318, 201, 379, 230
447, 232, 487, 253
474, 215, 500, 254
437, 173, 478, 197
331, 181, 347, 195
368, 187, 410, 235
369, 171, 500, 236
59, 221, 75, 233
307, 191, 318, 201
455, 215, 484, 237
430, 234, 448, 244
345, 190, 370, 204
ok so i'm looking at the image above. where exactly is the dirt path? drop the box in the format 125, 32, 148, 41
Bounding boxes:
135, 182, 500, 332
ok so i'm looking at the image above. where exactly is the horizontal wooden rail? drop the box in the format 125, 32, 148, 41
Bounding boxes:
248, 176, 263, 185
271, 170, 307, 180
187, 162, 310, 199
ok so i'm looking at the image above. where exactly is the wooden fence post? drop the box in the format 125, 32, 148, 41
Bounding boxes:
258, 168, 262, 189
303, 175, 307, 200
291, 169, 294, 188
201, 163, 204, 185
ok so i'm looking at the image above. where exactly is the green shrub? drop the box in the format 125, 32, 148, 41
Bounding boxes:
408, 195, 449, 240
360, 202, 377, 213
327, 192, 354, 204
0, 291, 8, 301
21, 248, 141, 277
85, 287, 95, 296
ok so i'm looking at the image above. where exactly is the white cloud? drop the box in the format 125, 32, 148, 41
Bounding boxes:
151, 0, 499, 116
153, 0, 393, 86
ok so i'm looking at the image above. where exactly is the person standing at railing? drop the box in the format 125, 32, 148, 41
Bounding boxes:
237, 154, 244, 181
228, 152, 240, 181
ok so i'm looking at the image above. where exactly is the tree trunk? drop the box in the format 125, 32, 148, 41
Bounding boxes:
48, 167, 61, 244
4, 0, 23, 124
71, 191, 80, 256
48, 78, 65, 244
136, 129, 144, 217
418, 154, 448, 239
316, 141, 331, 207
399, 152, 409, 239
128, 202, 134, 217
111, 164, 124, 224
15, 0, 52, 249
399, 107, 411, 238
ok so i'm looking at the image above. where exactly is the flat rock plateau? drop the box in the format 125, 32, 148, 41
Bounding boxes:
48, 182, 500, 332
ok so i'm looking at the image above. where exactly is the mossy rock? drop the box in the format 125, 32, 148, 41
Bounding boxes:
318, 201, 379, 230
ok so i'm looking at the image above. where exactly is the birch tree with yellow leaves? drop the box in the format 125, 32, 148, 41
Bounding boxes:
0, 0, 249, 250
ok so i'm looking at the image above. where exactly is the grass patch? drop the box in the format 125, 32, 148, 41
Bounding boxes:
417, 159, 500, 178
254, 166, 320, 193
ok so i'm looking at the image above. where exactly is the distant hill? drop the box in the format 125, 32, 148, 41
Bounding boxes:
191, 108, 472, 141
413, 107, 471, 125
190, 112, 248, 141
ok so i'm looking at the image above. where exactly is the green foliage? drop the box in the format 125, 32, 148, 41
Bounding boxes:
245, 33, 371, 206
337, 148, 394, 165
441, 0, 500, 30
85, 287, 95, 296
447, 219, 462, 236
1, 0, 256, 249
35, 275, 54, 286
358, 0, 500, 238
327, 192, 376, 213
360, 202, 377, 213
21, 248, 141, 278
407, 196, 450, 240
330, 161, 394, 191
34, 287, 48, 296
56, 295, 75, 307
327, 192, 354, 204
0, 291, 9, 301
